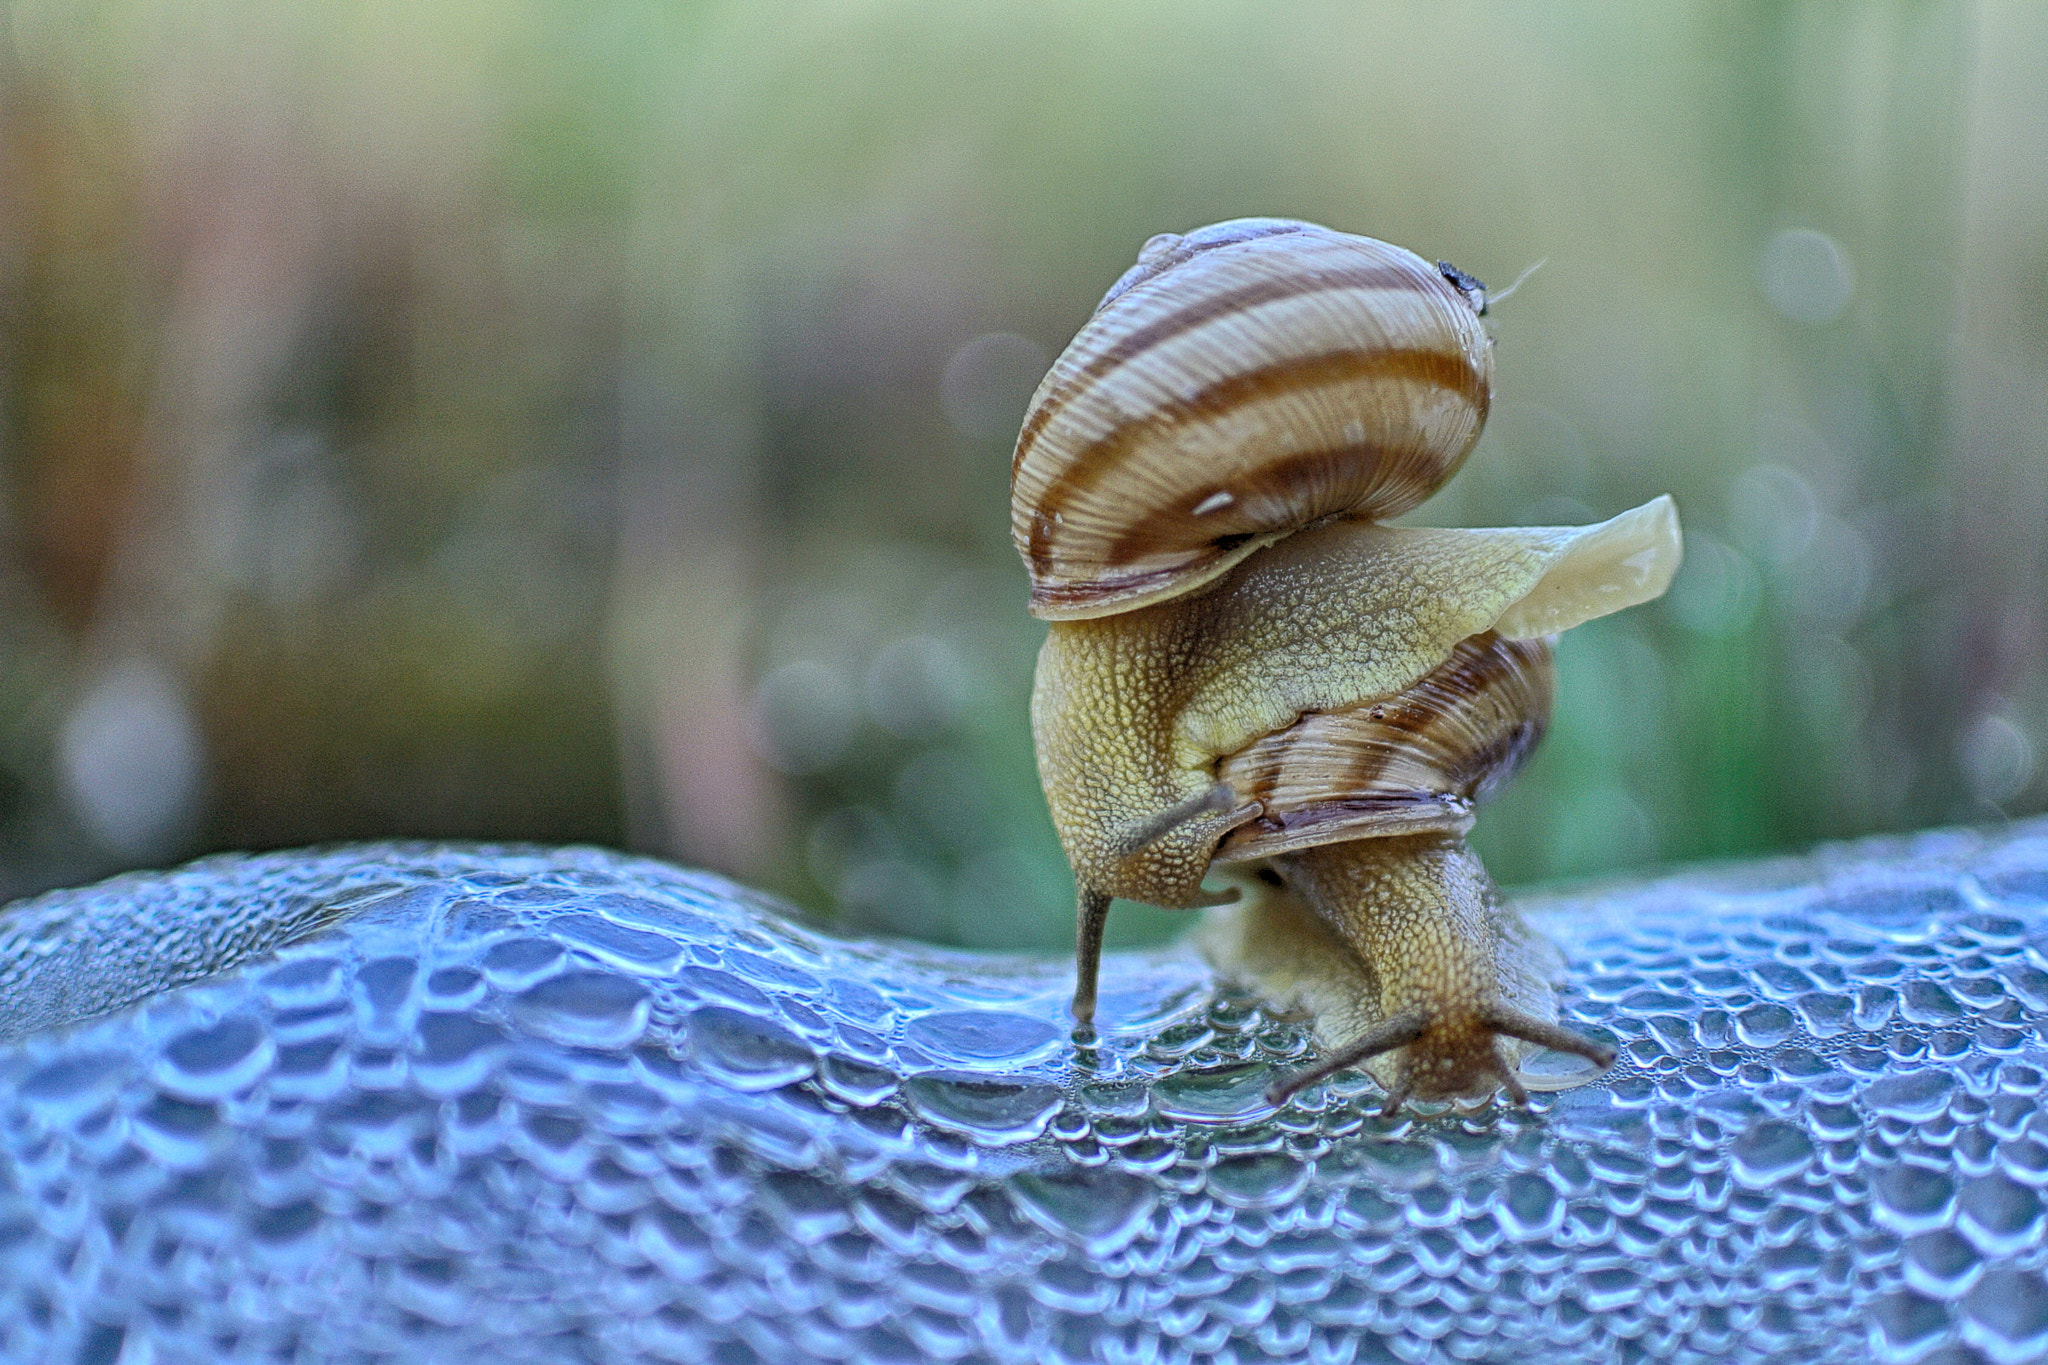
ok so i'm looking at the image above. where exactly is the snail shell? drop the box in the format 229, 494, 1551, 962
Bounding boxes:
1213, 632, 1553, 863
1011, 219, 1494, 621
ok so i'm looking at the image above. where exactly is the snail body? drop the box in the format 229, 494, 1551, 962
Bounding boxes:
1015, 220, 1682, 1108
1029, 502, 1679, 910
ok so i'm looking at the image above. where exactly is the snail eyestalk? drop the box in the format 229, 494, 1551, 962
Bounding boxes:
1070, 887, 1111, 1030
1266, 1009, 1428, 1105
1480, 1005, 1617, 1071
1110, 782, 1243, 862
1486, 257, 1547, 309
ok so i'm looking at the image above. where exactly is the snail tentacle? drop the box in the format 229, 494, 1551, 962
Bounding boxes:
1110, 782, 1251, 861
1070, 887, 1113, 1029
1491, 1058, 1532, 1109
1266, 1008, 1429, 1105
1480, 1005, 1617, 1071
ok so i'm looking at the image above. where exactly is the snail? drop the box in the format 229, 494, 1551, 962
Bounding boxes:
1013, 219, 1682, 1110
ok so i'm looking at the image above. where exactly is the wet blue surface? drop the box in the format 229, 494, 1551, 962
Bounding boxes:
0, 822, 2045, 1364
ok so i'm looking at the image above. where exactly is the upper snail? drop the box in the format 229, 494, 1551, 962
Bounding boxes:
1015, 218, 1682, 1110
1012, 219, 1495, 620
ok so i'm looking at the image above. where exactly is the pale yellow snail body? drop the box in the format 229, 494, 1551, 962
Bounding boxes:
1014, 219, 1682, 1109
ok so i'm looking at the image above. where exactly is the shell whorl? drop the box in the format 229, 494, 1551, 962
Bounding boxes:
1215, 633, 1553, 863
1011, 219, 1495, 621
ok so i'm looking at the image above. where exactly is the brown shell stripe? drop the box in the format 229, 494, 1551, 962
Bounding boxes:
1021, 345, 1490, 584
1011, 260, 1451, 479
1217, 634, 1550, 852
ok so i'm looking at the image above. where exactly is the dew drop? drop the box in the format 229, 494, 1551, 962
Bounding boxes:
902, 1010, 1061, 1064
1874, 1164, 1958, 1235
155, 1016, 272, 1099
1865, 1069, 1957, 1122
1729, 1120, 1814, 1187
902, 1074, 1062, 1142
1962, 1267, 2048, 1357
688, 1007, 815, 1090
549, 912, 687, 973
510, 971, 650, 1049
1009, 1167, 1158, 1254
1150, 1062, 1279, 1123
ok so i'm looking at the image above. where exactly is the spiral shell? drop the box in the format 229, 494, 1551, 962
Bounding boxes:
1011, 219, 1495, 621
1214, 633, 1553, 862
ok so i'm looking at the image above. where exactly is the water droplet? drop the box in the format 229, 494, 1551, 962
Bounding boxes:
1730, 1120, 1813, 1187
19, 1053, 132, 1123
131, 1095, 219, 1167
1207, 1153, 1310, 1209
759, 1170, 852, 1243
1010, 1167, 1157, 1254
1865, 1069, 1957, 1122
1874, 1163, 1957, 1235
1496, 1172, 1562, 1239
548, 912, 686, 973
479, 938, 568, 989
903, 1010, 1061, 1064
1517, 1045, 1608, 1089
510, 971, 650, 1049
688, 1007, 814, 1090
354, 956, 419, 1029
1956, 1173, 2043, 1255
1734, 1003, 1796, 1047
259, 956, 345, 1008
1871, 1289, 1950, 1357
413, 1012, 504, 1093
1962, 1267, 2048, 1357
155, 1016, 271, 1099
902, 1074, 1061, 1142
1150, 1062, 1278, 1123
818, 1055, 897, 1106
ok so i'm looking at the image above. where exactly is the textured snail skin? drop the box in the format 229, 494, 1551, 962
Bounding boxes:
1201, 836, 1572, 1105
2, 830, 2046, 1364
1027, 485, 1679, 1096
1030, 502, 1679, 912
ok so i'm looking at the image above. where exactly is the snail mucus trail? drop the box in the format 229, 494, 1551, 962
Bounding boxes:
1011, 218, 1682, 1111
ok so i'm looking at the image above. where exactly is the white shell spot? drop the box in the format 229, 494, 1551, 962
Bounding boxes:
1192, 491, 1235, 517
1137, 233, 1182, 264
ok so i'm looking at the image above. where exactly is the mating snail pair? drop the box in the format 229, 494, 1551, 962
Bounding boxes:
1011, 219, 1682, 1110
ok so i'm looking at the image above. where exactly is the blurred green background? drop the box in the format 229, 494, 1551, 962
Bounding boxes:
1, 1, 2043, 950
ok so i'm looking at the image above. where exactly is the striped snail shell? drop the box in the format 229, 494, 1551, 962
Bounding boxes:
1213, 633, 1554, 863
1011, 219, 1494, 621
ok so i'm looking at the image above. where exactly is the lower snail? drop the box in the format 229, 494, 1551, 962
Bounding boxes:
1012, 219, 1683, 1110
